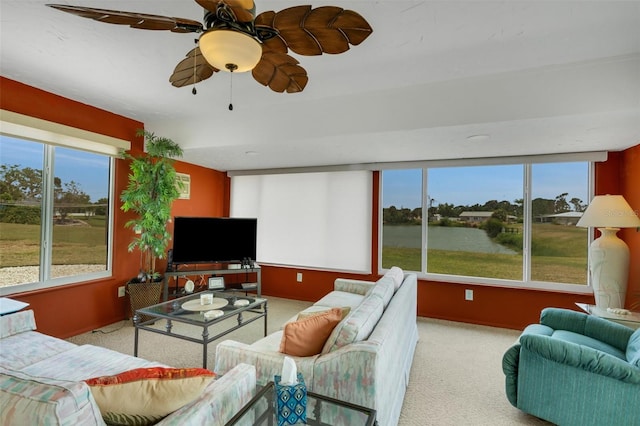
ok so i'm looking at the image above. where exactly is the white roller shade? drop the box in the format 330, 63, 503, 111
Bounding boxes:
231, 171, 372, 272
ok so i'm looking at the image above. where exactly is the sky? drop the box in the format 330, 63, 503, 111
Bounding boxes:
1, 135, 110, 202
3, 134, 588, 209
383, 163, 589, 209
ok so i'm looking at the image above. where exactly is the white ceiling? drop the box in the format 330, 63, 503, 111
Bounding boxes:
1, 1, 639, 172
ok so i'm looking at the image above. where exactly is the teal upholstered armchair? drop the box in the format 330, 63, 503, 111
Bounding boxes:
502, 307, 640, 426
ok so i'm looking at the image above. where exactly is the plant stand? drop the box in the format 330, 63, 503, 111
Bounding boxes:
127, 281, 163, 324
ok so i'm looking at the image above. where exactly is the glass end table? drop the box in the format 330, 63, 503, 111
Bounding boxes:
576, 302, 640, 329
225, 381, 377, 426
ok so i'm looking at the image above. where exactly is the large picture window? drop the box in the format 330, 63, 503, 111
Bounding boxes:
382, 158, 592, 290
0, 111, 128, 294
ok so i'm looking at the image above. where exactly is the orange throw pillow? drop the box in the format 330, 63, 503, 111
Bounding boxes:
297, 306, 351, 321
280, 307, 343, 357
85, 367, 215, 425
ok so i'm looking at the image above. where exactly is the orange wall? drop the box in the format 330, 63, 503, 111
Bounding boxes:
1, 77, 228, 337
616, 145, 640, 308
3, 76, 638, 335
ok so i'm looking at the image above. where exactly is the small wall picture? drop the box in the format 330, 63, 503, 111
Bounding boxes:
175, 172, 191, 199
208, 276, 225, 290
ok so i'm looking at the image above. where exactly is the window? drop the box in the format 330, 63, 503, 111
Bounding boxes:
426, 165, 524, 280
530, 163, 589, 285
381, 157, 594, 290
0, 110, 129, 294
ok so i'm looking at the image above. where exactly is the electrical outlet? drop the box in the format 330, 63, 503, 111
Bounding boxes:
118, 286, 126, 298
465, 289, 473, 301
296, 272, 303, 283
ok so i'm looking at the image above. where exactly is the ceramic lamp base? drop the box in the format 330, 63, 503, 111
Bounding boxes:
589, 228, 630, 309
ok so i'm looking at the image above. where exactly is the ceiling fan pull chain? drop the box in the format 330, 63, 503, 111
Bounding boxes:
192, 39, 198, 95
228, 66, 235, 111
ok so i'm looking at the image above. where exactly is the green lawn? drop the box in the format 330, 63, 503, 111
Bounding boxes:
383, 223, 588, 284
1, 220, 588, 285
0, 221, 108, 267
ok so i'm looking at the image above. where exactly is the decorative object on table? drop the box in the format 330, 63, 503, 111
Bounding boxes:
208, 276, 225, 290
204, 309, 224, 320
233, 299, 250, 307
275, 357, 306, 426
181, 297, 228, 311
184, 279, 195, 293
576, 194, 640, 309
200, 293, 214, 305
607, 307, 630, 315
120, 129, 183, 322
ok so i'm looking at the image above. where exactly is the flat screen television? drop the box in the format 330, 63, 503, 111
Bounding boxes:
171, 217, 257, 265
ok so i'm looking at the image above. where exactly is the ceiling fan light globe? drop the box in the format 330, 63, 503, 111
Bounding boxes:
199, 29, 262, 73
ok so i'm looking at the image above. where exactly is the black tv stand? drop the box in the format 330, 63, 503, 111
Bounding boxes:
162, 263, 261, 301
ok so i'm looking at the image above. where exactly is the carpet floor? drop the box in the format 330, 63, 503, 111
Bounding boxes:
67, 295, 551, 425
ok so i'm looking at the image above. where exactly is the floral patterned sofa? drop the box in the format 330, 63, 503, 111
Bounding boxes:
215, 267, 418, 426
0, 309, 256, 425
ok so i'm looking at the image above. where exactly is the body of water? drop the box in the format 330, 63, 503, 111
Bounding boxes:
383, 225, 517, 255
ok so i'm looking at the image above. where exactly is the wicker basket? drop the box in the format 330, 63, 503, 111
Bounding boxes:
127, 280, 163, 324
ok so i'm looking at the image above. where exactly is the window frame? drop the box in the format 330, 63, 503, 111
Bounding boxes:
0, 110, 129, 296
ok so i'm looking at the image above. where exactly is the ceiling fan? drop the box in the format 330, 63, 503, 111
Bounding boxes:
47, 1, 373, 95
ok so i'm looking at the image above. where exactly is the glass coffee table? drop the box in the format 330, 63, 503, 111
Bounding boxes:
133, 291, 267, 369
225, 381, 377, 426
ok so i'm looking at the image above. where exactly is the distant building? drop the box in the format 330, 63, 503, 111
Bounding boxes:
536, 211, 583, 225
428, 213, 442, 222
459, 211, 493, 224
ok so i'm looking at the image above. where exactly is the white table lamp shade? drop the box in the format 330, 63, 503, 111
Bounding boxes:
576, 195, 640, 229
577, 195, 640, 310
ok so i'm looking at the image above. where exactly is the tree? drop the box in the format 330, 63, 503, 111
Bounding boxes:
532, 197, 555, 217
570, 197, 585, 212
383, 205, 419, 225
436, 203, 457, 218
483, 217, 504, 238
492, 209, 508, 222
483, 199, 500, 211
0, 164, 42, 203
1, 165, 97, 224
55, 180, 91, 222
513, 198, 524, 217
95, 198, 108, 216
554, 192, 570, 213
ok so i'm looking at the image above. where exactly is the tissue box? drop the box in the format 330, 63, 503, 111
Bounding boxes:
274, 373, 307, 425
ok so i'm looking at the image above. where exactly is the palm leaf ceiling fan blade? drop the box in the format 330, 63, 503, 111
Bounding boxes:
257, 6, 373, 56
47, 1, 372, 95
46, 4, 203, 33
252, 52, 308, 93
170, 48, 218, 88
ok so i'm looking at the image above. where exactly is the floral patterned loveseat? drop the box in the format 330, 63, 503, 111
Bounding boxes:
0, 309, 255, 425
215, 267, 418, 426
